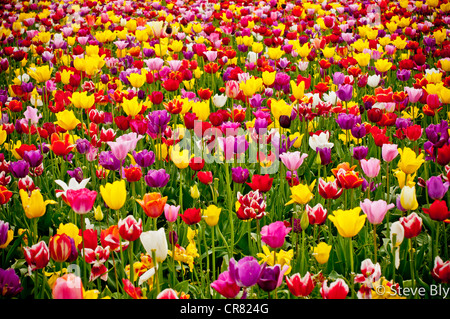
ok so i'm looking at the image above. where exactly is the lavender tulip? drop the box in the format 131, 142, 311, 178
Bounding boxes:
144, 169, 170, 188
228, 256, 266, 288
426, 176, 449, 201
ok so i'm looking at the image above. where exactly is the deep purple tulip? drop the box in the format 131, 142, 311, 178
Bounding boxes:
9, 160, 29, 178
228, 256, 266, 288
75, 138, 91, 154
352, 146, 369, 160
67, 167, 84, 183
257, 264, 289, 292
426, 176, 449, 201
231, 166, 249, 184
0, 268, 23, 297
98, 151, 122, 171
144, 168, 170, 188
335, 113, 361, 130
147, 110, 171, 136
23, 150, 43, 168
317, 147, 332, 165
336, 84, 353, 102
426, 121, 449, 148
397, 69, 411, 81
133, 149, 155, 168
351, 124, 367, 139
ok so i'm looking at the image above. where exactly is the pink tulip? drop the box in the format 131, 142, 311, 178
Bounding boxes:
52, 273, 83, 299
157, 288, 179, 299
360, 199, 395, 225
260, 221, 291, 249
66, 188, 97, 214
164, 204, 180, 223
279, 151, 308, 171
382, 143, 399, 162
360, 157, 380, 179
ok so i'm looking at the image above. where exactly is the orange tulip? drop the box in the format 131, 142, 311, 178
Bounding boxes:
136, 193, 168, 218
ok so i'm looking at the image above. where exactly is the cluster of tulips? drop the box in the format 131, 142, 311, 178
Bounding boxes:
0, 0, 449, 300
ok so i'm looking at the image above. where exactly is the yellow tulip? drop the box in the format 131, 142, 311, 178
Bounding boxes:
290, 132, 304, 148
252, 42, 264, 54
393, 168, 416, 189
285, 180, 316, 206
0, 229, 13, 249
170, 147, 190, 169
312, 242, 332, 264
321, 46, 335, 59
122, 96, 143, 117
0, 127, 6, 145
433, 29, 447, 45
169, 40, 184, 53
438, 87, 450, 104
85, 45, 100, 57
190, 184, 200, 199
290, 80, 305, 100
440, 59, 450, 72
400, 185, 419, 211
397, 147, 424, 175
267, 46, 284, 60
69, 91, 95, 109
262, 71, 276, 86
191, 100, 210, 121
270, 99, 293, 122
100, 180, 127, 210
239, 77, 263, 97
94, 205, 104, 221
202, 204, 221, 227
374, 59, 393, 73
257, 245, 294, 274
328, 207, 366, 238
353, 52, 371, 67
28, 65, 53, 83
127, 72, 146, 88
55, 110, 81, 131
20, 189, 56, 219
297, 43, 312, 59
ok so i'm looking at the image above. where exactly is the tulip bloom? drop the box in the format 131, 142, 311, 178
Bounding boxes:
312, 242, 332, 264
228, 256, 265, 288
285, 181, 315, 206
306, 203, 328, 225
164, 204, 180, 223
136, 192, 168, 218
49, 234, 72, 263
320, 279, 349, 299
397, 147, 424, 175
0, 268, 23, 298
179, 208, 202, 225
236, 190, 267, 220
318, 178, 343, 199
360, 158, 381, 179
426, 176, 449, 201
211, 270, 241, 299
19, 189, 56, 219
260, 221, 292, 249
423, 200, 450, 222
400, 185, 419, 211
279, 151, 308, 171
399, 212, 422, 238
285, 272, 315, 297
140, 228, 168, 263
360, 199, 395, 225
100, 180, 127, 210
66, 188, 97, 214
118, 215, 143, 242
257, 264, 289, 292
382, 143, 399, 162
246, 174, 273, 193
23, 241, 50, 272
328, 207, 366, 238
432, 256, 450, 284
52, 273, 83, 299
202, 205, 221, 227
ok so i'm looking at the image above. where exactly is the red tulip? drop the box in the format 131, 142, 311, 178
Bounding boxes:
179, 208, 202, 225
118, 215, 143, 242
423, 200, 450, 222
318, 178, 343, 199
49, 234, 72, 263
197, 171, 213, 185
399, 212, 422, 238
246, 174, 274, 193
432, 256, 450, 284
286, 272, 315, 297
320, 279, 349, 299
23, 241, 50, 272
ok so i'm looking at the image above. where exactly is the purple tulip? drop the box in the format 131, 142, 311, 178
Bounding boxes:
254, 118, 268, 135
336, 84, 353, 102
0, 268, 23, 297
23, 150, 43, 168
133, 149, 155, 168
228, 256, 266, 288
144, 168, 170, 188
317, 147, 332, 166
67, 167, 84, 183
352, 146, 368, 160
147, 110, 171, 136
257, 264, 289, 292
98, 151, 122, 171
396, 69, 411, 81
9, 160, 29, 178
231, 166, 249, 184
333, 72, 345, 85
335, 113, 361, 130
426, 176, 449, 201
76, 138, 91, 154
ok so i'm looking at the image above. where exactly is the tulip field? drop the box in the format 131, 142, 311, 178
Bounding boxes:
1, 0, 450, 301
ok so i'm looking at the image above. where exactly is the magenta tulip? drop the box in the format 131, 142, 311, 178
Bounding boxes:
260, 221, 291, 249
